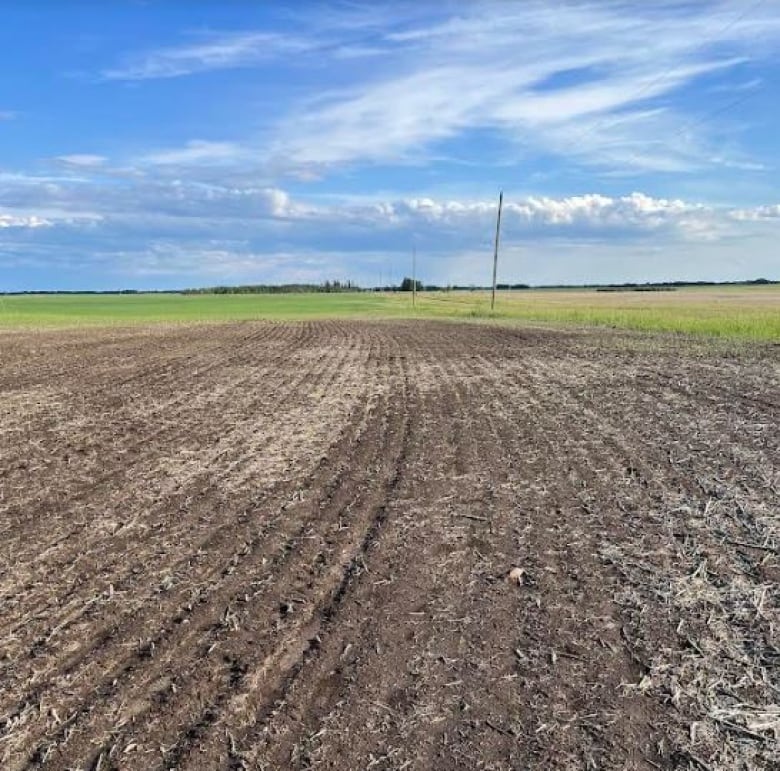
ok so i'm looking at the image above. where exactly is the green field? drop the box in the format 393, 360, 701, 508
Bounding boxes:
1, 286, 778, 341
0, 292, 389, 327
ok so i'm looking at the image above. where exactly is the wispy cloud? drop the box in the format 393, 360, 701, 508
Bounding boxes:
141, 140, 243, 166
102, 31, 314, 81
266, 2, 780, 173
55, 154, 108, 168
98, 242, 331, 280
0, 110, 16, 121
97, 3, 780, 176
101, 2, 421, 81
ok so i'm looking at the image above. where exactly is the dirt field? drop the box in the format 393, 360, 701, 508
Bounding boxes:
0, 320, 777, 770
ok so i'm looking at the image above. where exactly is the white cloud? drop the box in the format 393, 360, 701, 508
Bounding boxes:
0, 169, 296, 223
0, 199, 103, 229
55, 154, 108, 168
141, 140, 243, 166
0, 213, 51, 229
730, 203, 780, 221
102, 31, 314, 81
292, 191, 730, 245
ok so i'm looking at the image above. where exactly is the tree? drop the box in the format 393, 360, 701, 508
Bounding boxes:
400, 276, 422, 292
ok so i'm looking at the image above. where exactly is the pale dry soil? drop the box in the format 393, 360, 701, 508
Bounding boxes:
0, 320, 777, 770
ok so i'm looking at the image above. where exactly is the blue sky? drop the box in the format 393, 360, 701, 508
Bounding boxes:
1, 1, 779, 290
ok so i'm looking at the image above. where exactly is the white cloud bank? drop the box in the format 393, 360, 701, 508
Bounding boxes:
1, 170, 777, 239
1, 172, 778, 286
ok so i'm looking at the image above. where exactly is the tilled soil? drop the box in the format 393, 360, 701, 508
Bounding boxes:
0, 320, 777, 770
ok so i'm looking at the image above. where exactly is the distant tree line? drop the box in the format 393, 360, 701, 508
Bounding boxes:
182, 280, 359, 295
394, 278, 530, 292
0, 289, 178, 296
594, 278, 776, 292
2, 277, 776, 296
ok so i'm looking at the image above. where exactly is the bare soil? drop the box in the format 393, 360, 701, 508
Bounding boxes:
0, 320, 777, 770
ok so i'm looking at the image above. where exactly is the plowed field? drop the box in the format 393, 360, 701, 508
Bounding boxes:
1, 321, 777, 770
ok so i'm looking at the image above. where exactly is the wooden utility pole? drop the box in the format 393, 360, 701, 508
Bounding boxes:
491, 191, 503, 311
412, 245, 417, 308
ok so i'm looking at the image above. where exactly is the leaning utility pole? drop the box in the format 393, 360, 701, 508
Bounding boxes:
412, 244, 417, 308
491, 191, 503, 311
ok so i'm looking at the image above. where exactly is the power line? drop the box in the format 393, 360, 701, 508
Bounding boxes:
562, 0, 766, 151
618, 68, 772, 169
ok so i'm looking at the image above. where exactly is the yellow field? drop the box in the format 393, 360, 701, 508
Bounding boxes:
398, 285, 780, 341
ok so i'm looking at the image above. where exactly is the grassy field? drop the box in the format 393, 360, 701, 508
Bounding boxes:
0, 285, 778, 340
